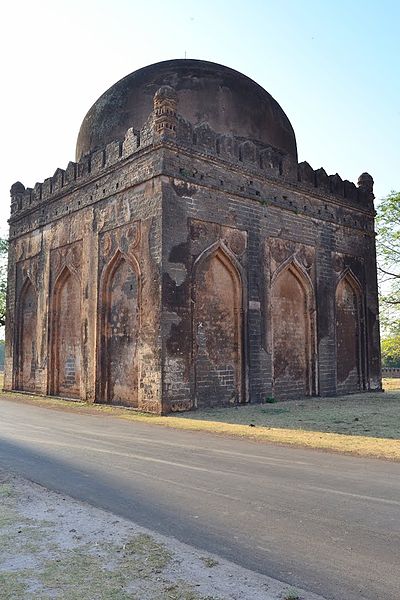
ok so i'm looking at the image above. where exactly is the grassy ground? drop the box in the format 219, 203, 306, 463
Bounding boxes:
177, 384, 400, 440
1, 380, 399, 461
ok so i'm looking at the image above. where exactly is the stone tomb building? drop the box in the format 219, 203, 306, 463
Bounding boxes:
5, 59, 381, 413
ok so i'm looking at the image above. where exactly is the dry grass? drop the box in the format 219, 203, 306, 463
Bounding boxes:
177, 389, 400, 440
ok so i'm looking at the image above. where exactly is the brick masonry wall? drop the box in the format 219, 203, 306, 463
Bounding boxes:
161, 144, 381, 410
6, 103, 381, 413
6, 151, 164, 412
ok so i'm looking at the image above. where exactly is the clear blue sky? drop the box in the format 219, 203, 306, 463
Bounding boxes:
1, 0, 399, 236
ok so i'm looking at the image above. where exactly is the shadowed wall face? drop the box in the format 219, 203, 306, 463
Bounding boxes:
194, 251, 243, 408
271, 267, 311, 399
336, 278, 361, 393
104, 258, 139, 407
52, 271, 81, 398
18, 281, 37, 392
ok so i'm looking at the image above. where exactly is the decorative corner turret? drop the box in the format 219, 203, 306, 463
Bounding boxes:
357, 172, 374, 202
153, 85, 178, 138
10, 181, 25, 215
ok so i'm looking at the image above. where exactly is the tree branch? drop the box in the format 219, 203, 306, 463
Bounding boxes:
377, 243, 400, 257
378, 266, 400, 279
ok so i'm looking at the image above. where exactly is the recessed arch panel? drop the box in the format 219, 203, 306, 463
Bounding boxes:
50, 267, 81, 398
99, 252, 139, 407
336, 273, 364, 393
16, 279, 37, 392
271, 262, 315, 398
193, 245, 244, 407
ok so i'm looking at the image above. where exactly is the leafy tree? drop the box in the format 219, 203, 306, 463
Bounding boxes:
375, 190, 400, 335
381, 335, 400, 368
0, 238, 8, 329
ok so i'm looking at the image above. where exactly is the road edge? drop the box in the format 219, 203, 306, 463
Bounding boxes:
2, 390, 399, 461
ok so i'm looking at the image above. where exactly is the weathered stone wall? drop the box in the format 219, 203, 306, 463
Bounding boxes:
6, 148, 163, 412
160, 140, 381, 410
6, 91, 381, 412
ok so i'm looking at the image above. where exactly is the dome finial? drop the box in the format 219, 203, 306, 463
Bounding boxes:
153, 85, 177, 105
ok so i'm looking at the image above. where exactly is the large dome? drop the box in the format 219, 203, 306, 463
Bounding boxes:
76, 59, 297, 162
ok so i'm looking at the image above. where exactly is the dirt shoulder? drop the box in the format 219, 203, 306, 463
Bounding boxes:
1, 387, 400, 461
0, 471, 326, 600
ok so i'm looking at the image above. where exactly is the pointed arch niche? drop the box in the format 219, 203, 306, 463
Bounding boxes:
271, 260, 316, 399
49, 266, 81, 398
335, 271, 365, 393
98, 251, 140, 407
16, 278, 37, 392
193, 243, 245, 408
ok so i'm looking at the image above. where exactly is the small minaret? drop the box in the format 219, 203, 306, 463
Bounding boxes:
10, 182, 25, 215
357, 172, 374, 201
153, 85, 178, 138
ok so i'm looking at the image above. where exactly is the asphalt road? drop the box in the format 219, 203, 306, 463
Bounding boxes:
0, 398, 399, 600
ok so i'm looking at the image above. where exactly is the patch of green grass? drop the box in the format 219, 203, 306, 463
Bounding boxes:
0, 511, 16, 528
0, 539, 218, 600
0, 532, 17, 554
37, 548, 133, 600
260, 407, 290, 415
200, 556, 219, 568
162, 582, 220, 600
0, 495, 17, 528
264, 396, 276, 403
0, 482, 17, 527
283, 591, 300, 600
0, 483, 13, 498
0, 572, 29, 600
121, 533, 172, 577
0, 495, 52, 555
19, 535, 213, 599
